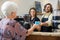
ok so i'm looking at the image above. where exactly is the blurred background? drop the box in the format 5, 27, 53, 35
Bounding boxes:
0, 0, 59, 18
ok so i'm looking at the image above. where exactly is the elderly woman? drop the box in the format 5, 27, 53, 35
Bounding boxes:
0, 1, 39, 40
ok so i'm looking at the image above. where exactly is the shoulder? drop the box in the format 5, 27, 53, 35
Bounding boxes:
34, 17, 40, 21
48, 14, 53, 20
36, 17, 39, 19
8, 19, 22, 28
49, 14, 53, 17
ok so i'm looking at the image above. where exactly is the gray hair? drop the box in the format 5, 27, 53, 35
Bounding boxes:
1, 1, 18, 16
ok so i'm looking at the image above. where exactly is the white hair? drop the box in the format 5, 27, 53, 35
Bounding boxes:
1, 1, 18, 16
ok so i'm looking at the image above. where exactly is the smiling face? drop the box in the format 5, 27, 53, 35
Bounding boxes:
8, 12, 16, 19
44, 3, 53, 13
30, 9, 36, 17
11, 12, 16, 18
45, 5, 51, 13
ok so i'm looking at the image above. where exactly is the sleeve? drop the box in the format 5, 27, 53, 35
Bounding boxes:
35, 17, 40, 21
15, 22, 27, 36
45, 14, 53, 26
33, 17, 40, 24
14, 22, 27, 40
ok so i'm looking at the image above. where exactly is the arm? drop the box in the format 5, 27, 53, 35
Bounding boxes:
40, 14, 53, 27
27, 24, 40, 36
40, 22, 48, 27
45, 14, 53, 26
26, 26, 35, 36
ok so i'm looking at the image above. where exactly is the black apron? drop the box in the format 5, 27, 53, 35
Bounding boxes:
41, 14, 52, 32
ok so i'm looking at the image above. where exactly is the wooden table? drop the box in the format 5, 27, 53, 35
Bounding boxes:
26, 32, 60, 40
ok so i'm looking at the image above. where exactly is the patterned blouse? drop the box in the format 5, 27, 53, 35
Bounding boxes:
0, 18, 27, 40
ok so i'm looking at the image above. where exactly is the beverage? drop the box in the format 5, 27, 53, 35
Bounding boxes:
35, 21, 40, 25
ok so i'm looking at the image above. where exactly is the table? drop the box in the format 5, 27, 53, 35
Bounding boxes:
26, 32, 60, 40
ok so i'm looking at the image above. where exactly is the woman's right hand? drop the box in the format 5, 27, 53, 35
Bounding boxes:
33, 24, 41, 31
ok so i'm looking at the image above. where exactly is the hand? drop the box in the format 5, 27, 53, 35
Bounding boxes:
33, 24, 41, 31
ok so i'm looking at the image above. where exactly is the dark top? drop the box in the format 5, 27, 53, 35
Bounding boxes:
30, 17, 40, 24
30, 17, 40, 31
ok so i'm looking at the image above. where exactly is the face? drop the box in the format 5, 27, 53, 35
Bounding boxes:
8, 12, 16, 19
30, 9, 36, 17
45, 5, 51, 13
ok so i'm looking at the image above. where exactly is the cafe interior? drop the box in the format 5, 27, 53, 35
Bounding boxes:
0, 0, 60, 40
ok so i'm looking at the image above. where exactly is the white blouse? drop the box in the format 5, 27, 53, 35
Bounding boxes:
40, 12, 53, 26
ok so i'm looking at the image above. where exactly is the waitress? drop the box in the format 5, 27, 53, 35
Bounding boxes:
40, 3, 53, 32
29, 7, 40, 31
29, 7, 40, 25
33, 3, 53, 32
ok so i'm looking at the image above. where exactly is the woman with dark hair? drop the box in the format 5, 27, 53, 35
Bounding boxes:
44, 3, 53, 13
29, 7, 40, 31
29, 7, 40, 25
33, 3, 53, 32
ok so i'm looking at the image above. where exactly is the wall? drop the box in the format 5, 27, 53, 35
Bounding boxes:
0, 0, 58, 18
